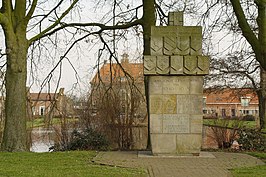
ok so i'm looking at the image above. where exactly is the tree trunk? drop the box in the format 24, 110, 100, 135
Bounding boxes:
142, 0, 156, 150
1, 34, 28, 151
258, 68, 266, 130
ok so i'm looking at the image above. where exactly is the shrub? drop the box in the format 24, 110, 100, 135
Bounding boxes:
237, 129, 266, 152
242, 115, 255, 121
51, 128, 110, 151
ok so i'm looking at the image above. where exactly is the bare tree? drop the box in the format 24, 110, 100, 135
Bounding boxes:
0, 0, 157, 151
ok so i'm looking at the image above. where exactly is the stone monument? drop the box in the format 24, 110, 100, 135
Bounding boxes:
144, 12, 209, 155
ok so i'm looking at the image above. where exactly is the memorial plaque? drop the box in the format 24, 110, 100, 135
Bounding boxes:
163, 114, 190, 133
170, 56, 183, 75
162, 77, 190, 94
190, 115, 203, 133
156, 56, 169, 74
150, 114, 163, 133
148, 11, 208, 155
144, 56, 156, 75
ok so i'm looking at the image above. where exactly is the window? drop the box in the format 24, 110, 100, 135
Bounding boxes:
222, 109, 226, 117
241, 97, 250, 107
231, 109, 236, 117
32, 107, 36, 116
39, 106, 45, 116
202, 97, 206, 107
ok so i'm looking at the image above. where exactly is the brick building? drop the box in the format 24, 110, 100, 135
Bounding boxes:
203, 88, 259, 118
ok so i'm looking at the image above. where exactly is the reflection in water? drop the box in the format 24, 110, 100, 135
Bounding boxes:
30, 127, 55, 152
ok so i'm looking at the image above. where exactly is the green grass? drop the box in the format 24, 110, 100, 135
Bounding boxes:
0, 151, 146, 177
27, 117, 78, 128
231, 152, 266, 177
203, 119, 257, 129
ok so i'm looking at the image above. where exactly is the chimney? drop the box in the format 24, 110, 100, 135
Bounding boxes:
121, 53, 129, 64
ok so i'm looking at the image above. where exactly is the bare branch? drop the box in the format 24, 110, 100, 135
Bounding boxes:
230, 0, 261, 58
25, 0, 38, 22
29, 0, 79, 44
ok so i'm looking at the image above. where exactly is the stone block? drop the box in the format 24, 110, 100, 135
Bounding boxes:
150, 95, 177, 114
162, 114, 190, 133
144, 55, 156, 75
151, 134, 177, 154
190, 115, 203, 134
176, 134, 202, 154
170, 56, 184, 75
162, 76, 190, 94
189, 76, 203, 94
184, 56, 197, 75
156, 56, 169, 75
168, 12, 183, 26
163, 36, 181, 55
190, 36, 202, 55
176, 95, 203, 114
177, 36, 190, 55
197, 56, 209, 75
150, 114, 163, 133
149, 76, 163, 94
162, 95, 177, 114
150, 95, 164, 114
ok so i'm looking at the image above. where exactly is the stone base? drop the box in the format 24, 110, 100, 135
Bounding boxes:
138, 151, 215, 158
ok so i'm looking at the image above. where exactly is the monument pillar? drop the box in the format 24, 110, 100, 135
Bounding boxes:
144, 12, 209, 155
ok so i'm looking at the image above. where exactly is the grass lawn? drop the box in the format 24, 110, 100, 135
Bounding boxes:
27, 117, 78, 128
0, 151, 146, 177
231, 152, 266, 177
203, 119, 257, 129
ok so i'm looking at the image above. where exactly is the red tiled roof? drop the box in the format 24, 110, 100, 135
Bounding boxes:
204, 88, 258, 104
29, 93, 57, 101
91, 59, 143, 84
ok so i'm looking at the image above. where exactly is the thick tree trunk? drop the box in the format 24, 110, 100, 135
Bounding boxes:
142, 0, 156, 150
1, 35, 28, 151
258, 68, 266, 130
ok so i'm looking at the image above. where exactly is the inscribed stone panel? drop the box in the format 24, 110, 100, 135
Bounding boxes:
184, 56, 197, 75
176, 134, 202, 154
144, 56, 156, 75
190, 115, 203, 134
176, 95, 202, 114
156, 56, 169, 75
189, 76, 203, 95
150, 114, 163, 133
151, 134, 177, 154
162, 114, 190, 133
149, 76, 163, 94
170, 56, 183, 75
162, 77, 190, 94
